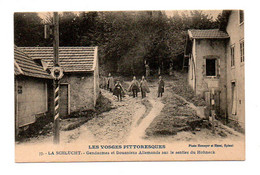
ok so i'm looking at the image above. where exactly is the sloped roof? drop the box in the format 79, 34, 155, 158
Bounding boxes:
188, 29, 229, 39
14, 46, 52, 79
19, 47, 97, 72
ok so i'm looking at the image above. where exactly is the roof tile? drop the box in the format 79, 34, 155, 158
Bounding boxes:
19, 47, 97, 72
188, 29, 229, 39
14, 46, 52, 79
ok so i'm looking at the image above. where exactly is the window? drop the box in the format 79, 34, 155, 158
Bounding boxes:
240, 40, 244, 62
231, 45, 235, 67
239, 10, 244, 24
18, 86, 22, 94
231, 82, 237, 115
206, 59, 216, 76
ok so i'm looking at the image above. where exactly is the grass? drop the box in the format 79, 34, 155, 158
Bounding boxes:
16, 113, 53, 142
169, 72, 206, 106
145, 86, 204, 137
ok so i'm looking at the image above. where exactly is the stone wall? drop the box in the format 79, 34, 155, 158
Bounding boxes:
16, 76, 49, 127
193, 39, 227, 113
60, 72, 95, 113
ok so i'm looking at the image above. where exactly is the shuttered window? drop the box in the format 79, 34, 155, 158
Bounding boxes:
231, 82, 237, 115
231, 45, 235, 67
239, 10, 244, 25
240, 40, 244, 62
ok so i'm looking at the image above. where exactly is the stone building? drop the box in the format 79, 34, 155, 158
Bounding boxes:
225, 10, 244, 125
14, 46, 53, 135
20, 46, 100, 117
185, 10, 244, 126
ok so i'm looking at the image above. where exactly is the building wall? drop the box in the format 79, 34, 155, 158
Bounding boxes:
188, 40, 197, 91
193, 39, 227, 112
93, 47, 100, 106
226, 10, 245, 125
60, 72, 95, 113
16, 76, 48, 128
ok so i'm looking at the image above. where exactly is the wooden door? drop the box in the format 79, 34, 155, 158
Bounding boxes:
59, 84, 69, 117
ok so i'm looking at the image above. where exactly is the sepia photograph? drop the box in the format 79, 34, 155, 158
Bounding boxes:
14, 9, 245, 162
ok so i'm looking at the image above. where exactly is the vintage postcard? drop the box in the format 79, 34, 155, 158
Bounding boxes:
14, 10, 245, 162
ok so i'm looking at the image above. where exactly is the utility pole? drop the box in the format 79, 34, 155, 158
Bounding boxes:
53, 12, 60, 144
44, 12, 63, 144
53, 12, 59, 67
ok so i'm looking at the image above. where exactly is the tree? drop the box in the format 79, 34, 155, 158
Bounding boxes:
59, 12, 81, 46
14, 13, 48, 46
14, 11, 221, 75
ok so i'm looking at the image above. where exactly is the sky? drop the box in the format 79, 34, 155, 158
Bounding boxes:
165, 10, 222, 20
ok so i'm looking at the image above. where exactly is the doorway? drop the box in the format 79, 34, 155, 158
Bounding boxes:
59, 84, 70, 117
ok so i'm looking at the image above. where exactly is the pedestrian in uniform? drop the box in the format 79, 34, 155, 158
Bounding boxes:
102, 76, 107, 89
113, 80, 123, 101
158, 76, 165, 97
107, 73, 115, 92
140, 76, 150, 98
128, 76, 140, 98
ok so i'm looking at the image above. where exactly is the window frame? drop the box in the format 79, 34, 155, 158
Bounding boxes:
240, 39, 244, 63
239, 10, 244, 26
205, 58, 217, 77
230, 44, 235, 68
231, 81, 237, 115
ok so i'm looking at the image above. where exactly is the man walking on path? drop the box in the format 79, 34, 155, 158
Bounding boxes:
107, 73, 115, 92
158, 76, 165, 97
113, 80, 124, 101
140, 76, 150, 98
128, 76, 140, 98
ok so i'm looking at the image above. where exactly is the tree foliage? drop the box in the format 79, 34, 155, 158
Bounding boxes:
14, 11, 221, 75
14, 13, 47, 46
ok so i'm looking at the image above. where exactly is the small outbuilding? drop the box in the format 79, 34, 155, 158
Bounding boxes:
185, 29, 230, 114
14, 46, 53, 135
19, 47, 100, 117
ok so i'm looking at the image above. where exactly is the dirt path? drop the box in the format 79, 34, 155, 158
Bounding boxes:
81, 89, 145, 144
127, 85, 164, 143
85, 83, 165, 144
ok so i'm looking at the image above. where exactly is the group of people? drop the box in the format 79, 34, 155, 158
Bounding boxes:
100, 73, 165, 101
100, 73, 125, 101
127, 76, 150, 99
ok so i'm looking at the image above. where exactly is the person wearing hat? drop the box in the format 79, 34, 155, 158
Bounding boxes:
113, 80, 124, 101
140, 76, 150, 98
107, 73, 115, 92
158, 76, 165, 97
128, 76, 140, 98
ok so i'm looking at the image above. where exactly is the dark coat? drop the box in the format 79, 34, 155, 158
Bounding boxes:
108, 76, 115, 90
113, 83, 123, 96
127, 80, 140, 92
158, 79, 165, 93
140, 80, 150, 93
